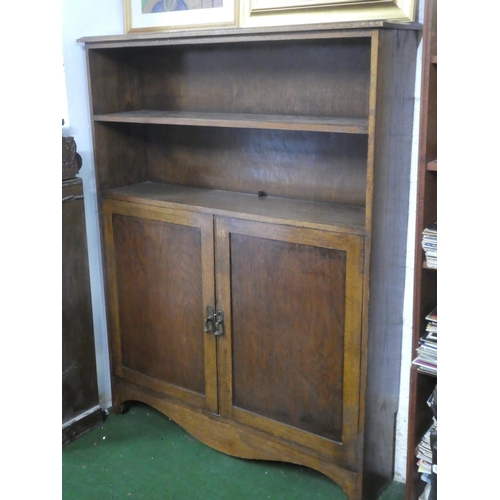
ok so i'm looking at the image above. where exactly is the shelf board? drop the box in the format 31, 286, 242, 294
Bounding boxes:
412, 364, 437, 379
427, 159, 437, 171
431, 55, 437, 64
94, 110, 369, 134
105, 182, 366, 235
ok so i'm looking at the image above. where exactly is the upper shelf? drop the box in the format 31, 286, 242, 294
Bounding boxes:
93, 110, 369, 134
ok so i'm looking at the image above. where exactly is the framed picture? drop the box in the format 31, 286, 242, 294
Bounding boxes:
239, 0, 416, 28
125, 0, 238, 33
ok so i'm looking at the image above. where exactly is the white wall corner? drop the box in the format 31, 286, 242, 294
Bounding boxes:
63, 0, 124, 409
393, 0, 425, 483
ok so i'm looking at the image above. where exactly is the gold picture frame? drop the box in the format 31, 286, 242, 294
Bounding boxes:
125, 0, 238, 33
239, 0, 416, 28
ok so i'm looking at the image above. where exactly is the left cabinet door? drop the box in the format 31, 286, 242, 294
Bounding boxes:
103, 200, 218, 414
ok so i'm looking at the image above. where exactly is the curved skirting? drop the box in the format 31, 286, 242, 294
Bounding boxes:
112, 378, 362, 499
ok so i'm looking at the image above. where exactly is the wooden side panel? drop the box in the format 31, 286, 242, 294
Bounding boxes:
62, 179, 101, 429
92, 122, 148, 194
406, 1, 438, 498
87, 48, 143, 115
361, 28, 418, 499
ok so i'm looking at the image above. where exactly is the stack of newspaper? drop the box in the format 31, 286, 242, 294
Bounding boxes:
422, 222, 437, 269
416, 388, 437, 500
412, 307, 437, 375
416, 421, 436, 474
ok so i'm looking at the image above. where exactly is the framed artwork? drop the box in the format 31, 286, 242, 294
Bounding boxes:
125, 0, 238, 33
239, 0, 416, 27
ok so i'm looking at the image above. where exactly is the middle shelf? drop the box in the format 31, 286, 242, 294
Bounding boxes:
94, 110, 369, 134
93, 120, 370, 210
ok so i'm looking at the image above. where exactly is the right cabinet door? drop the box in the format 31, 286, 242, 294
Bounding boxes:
215, 217, 365, 466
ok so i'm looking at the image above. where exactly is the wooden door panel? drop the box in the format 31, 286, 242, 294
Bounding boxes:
103, 201, 217, 412
230, 233, 346, 442
114, 214, 204, 390
215, 217, 364, 463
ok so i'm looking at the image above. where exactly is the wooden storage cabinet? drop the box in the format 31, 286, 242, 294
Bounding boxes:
105, 198, 364, 467
62, 177, 103, 443
80, 22, 419, 499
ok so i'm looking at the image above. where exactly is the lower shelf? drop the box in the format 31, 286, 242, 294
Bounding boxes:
406, 368, 437, 500
106, 181, 366, 236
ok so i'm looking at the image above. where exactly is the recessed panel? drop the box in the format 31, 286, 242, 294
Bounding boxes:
113, 214, 205, 395
230, 233, 346, 442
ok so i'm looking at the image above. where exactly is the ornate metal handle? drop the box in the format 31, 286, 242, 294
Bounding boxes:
214, 310, 224, 337
204, 306, 214, 334
204, 306, 224, 336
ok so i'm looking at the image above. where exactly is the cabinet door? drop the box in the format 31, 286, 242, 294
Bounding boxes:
215, 217, 364, 465
103, 200, 217, 413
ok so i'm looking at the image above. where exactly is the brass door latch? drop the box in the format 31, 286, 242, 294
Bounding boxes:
204, 306, 224, 337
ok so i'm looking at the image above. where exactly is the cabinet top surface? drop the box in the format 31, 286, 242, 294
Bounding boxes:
105, 182, 366, 235
78, 20, 421, 47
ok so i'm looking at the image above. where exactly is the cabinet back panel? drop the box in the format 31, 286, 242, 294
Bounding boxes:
89, 39, 371, 118
112, 214, 206, 396
230, 234, 345, 442
146, 125, 367, 206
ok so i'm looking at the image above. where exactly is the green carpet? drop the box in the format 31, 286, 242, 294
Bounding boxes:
62, 403, 405, 500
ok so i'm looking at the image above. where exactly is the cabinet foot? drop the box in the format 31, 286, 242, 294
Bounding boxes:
112, 402, 131, 415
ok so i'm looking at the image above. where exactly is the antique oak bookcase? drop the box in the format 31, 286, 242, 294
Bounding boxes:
79, 22, 419, 500
406, 0, 437, 499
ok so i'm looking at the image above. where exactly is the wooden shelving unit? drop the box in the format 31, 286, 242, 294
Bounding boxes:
79, 22, 420, 500
406, 0, 437, 498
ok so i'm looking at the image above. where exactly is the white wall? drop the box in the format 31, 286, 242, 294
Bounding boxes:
393, 0, 425, 482
62, 0, 124, 409
62, 0, 424, 483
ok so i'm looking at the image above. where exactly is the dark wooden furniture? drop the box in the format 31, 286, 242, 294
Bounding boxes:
62, 173, 103, 444
405, 1, 437, 498
79, 22, 419, 499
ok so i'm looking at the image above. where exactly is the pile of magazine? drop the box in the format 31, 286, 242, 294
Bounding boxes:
422, 221, 437, 269
412, 306, 437, 375
416, 388, 437, 500
416, 421, 435, 475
